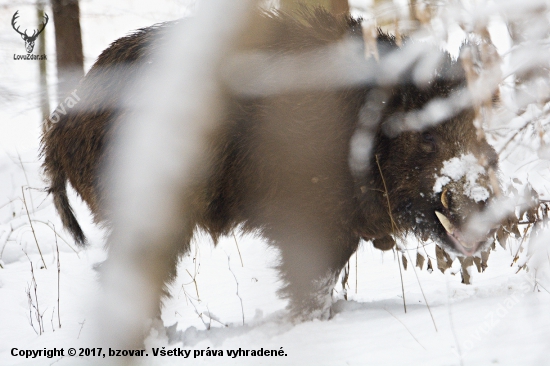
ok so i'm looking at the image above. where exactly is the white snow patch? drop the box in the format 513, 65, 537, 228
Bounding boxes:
433, 153, 490, 202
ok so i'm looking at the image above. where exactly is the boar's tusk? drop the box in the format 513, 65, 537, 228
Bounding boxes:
441, 188, 449, 209
435, 211, 476, 251
435, 211, 454, 234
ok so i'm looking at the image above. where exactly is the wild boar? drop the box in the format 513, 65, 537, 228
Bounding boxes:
41, 7, 498, 319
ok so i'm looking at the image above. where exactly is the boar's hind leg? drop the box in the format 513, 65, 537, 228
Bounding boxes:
273, 226, 359, 320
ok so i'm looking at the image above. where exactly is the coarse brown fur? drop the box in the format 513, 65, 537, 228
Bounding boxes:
41, 8, 498, 318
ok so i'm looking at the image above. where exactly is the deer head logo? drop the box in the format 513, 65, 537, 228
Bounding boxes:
12, 10, 49, 54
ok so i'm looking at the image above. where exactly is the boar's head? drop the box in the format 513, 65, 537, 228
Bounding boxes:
356, 40, 499, 257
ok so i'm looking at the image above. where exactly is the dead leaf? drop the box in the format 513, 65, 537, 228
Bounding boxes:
416, 252, 425, 270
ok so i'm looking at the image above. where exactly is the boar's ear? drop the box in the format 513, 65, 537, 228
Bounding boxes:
458, 42, 501, 108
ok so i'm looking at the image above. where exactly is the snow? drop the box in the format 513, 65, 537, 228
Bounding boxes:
3, 217, 549, 365
1, 1, 550, 365
434, 153, 491, 202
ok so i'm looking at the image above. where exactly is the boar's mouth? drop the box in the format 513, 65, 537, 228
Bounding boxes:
434, 211, 484, 257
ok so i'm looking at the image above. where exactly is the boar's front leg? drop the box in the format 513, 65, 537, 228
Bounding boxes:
266, 220, 360, 320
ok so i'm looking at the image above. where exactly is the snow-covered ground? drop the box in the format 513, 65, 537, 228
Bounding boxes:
1, 1, 549, 365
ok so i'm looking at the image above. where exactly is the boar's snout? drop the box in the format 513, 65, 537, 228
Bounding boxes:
432, 163, 496, 256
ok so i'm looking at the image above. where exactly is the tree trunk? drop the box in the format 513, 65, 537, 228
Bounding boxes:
37, 1, 50, 123
51, 0, 84, 101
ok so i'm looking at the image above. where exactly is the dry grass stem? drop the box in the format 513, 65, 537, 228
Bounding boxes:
227, 256, 245, 326
376, 154, 406, 313
232, 232, 244, 267
406, 249, 438, 332
21, 187, 46, 269
55, 225, 61, 328
384, 307, 427, 351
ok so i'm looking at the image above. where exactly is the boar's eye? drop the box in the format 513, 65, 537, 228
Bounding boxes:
420, 132, 437, 153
